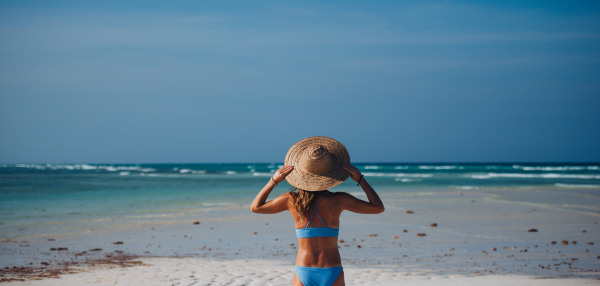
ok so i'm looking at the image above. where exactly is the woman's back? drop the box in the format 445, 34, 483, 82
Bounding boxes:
290, 191, 342, 268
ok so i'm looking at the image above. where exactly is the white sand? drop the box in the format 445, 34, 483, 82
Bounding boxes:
5, 257, 599, 286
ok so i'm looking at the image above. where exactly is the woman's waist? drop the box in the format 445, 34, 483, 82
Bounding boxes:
296, 238, 341, 267
297, 236, 339, 247
295, 249, 342, 268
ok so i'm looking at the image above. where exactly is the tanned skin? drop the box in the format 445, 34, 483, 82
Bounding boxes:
251, 164, 384, 286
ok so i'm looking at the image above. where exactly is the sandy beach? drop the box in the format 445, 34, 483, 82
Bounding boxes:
2, 187, 599, 285
4, 257, 600, 286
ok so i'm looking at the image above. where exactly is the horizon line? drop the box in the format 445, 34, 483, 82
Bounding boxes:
3, 162, 600, 165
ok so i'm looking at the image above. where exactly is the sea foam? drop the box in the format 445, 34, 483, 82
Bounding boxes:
555, 183, 600, 188
419, 165, 463, 170
364, 172, 434, 178
470, 173, 600, 179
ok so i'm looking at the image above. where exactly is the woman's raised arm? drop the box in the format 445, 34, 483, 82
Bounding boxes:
250, 165, 294, 214
340, 164, 385, 214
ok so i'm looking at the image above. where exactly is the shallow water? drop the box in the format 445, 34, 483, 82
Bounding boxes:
1, 163, 599, 240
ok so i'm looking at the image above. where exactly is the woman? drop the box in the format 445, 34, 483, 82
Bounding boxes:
250, 136, 385, 286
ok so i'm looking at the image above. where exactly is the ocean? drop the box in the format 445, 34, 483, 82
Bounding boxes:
1, 163, 600, 242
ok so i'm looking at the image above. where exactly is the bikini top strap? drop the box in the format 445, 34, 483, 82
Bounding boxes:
304, 192, 329, 228
304, 209, 317, 228
314, 210, 329, 228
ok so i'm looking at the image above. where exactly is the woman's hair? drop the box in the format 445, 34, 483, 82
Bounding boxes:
288, 188, 318, 223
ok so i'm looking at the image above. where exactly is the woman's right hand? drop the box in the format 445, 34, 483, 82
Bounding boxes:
342, 164, 362, 182
272, 165, 294, 184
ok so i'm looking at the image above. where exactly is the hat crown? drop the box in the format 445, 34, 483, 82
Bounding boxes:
284, 136, 350, 191
300, 145, 332, 175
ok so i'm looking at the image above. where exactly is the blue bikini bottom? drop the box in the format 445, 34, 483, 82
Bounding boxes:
294, 265, 343, 286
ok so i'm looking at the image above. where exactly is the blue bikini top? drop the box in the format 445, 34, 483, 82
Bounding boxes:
295, 192, 339, 238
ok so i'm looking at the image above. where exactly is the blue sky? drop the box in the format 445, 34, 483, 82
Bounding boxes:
1, 1, 599, 163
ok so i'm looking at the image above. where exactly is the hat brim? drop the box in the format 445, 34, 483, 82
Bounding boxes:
284, 136, 350, 191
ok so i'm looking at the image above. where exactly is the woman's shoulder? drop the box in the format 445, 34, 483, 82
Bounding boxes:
277, 192, 293, 199
266, 192, 293, 205
328, 191, 353, 197
327, 191, 356, 202
323, 192, 359, 213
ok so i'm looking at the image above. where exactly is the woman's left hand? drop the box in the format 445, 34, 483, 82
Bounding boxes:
343, 163, 362, 182
272, 165, 294, 184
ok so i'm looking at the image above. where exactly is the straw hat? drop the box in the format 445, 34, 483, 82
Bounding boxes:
284, 136, 350, 191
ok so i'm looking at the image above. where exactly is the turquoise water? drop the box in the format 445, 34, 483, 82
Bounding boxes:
1, 163, 599, 240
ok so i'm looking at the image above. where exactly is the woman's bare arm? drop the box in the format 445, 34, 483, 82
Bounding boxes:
250, 166, 294, 214
340, 164, 384, 214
